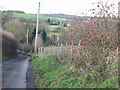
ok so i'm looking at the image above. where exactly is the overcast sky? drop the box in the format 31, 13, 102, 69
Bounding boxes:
0, 0, 119, 15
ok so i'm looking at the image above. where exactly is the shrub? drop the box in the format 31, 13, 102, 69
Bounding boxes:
5, 19, 26, 43
32, 55, 118, 88
19, 43, 33, 54
67, 0, 118, 83
2, 30, 18, 59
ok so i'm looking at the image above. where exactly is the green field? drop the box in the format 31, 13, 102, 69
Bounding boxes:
13, 13, 65, 22
49, 25, 61, 28
13, 12, 68, 37
48, 25, 68, 36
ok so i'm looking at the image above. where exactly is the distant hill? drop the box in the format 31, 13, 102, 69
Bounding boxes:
3, 10, 90, 21
13, 13, 66, 22
41, 13, 90, 20
3, 10, 25, 14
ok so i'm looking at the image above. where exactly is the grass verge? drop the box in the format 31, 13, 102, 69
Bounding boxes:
1, 54, 18, 62
32, 55, 118, 88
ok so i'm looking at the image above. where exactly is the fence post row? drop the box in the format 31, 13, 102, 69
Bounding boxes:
38, 41, 81, 57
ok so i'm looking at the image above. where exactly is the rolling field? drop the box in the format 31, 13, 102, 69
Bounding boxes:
13, 12, 67, 36
13, 13, 65, 22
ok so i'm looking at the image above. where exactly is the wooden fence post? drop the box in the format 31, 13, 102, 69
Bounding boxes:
60, 43, 63, 58
58, 44, 60, 58
77, 40, 81, 54
38, 47, 40, 54
70, 42, 73, 59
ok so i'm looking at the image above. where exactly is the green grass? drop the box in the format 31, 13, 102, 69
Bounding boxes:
2, 54, 18, 62
13, 13, 35, 19
48, 32, 62, 36
49, 25, 60, 31
49, 25, 60, 29
0, 58, 2, 62
32, 56, 118, 88
13, 13, 65, 22
47, 25, 68, 36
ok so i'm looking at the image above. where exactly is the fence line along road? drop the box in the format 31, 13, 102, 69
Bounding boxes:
37, 41, 81, 59
37, 42, 118, 62
38, 44, 68, 57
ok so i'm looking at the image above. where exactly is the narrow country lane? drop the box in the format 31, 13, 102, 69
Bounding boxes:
1, 55, 30, 88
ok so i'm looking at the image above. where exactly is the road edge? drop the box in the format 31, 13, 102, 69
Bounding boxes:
26, 58, 36, 89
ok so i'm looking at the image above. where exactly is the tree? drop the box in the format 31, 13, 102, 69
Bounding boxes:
2, 30, 18, 58
5, 19, 26, 43
29, 28, 37, 44
67, 0, 118, 83
29, 23, 48, 45
2, 11, 13, 30
41, 29, 47, 44
29, 27, 41, 44
48, 18, 51, 24
58, 21, 60, 25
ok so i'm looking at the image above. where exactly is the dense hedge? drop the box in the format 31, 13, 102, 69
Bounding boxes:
2, 30, 18, 59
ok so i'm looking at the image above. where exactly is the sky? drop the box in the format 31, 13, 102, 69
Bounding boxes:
0, 0, 119, 15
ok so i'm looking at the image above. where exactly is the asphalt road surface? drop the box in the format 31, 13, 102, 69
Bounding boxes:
1, 55, 34, 88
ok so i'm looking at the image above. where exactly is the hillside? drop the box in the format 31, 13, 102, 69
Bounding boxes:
13, 12, 90, 22
41, 13, 90, 20
13, 13, 66, 22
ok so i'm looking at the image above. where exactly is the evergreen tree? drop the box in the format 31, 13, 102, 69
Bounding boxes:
29, 28, 41, 44
48, 18, 51, 24
41, 29, 47, 44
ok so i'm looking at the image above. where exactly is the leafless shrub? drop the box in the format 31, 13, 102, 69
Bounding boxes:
2, 30, 18, 58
